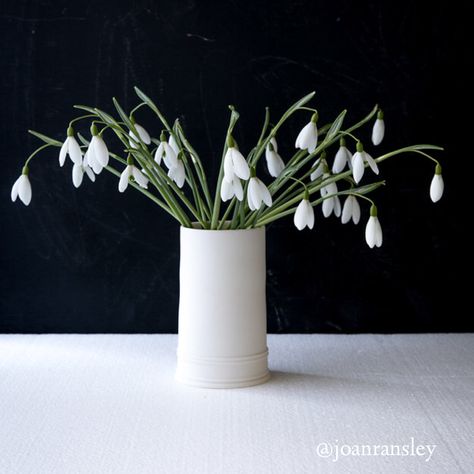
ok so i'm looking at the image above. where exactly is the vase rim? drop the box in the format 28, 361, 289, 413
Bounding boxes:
181, 222, 265, 232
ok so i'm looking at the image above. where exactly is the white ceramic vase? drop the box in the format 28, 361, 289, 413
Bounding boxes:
176, 225, 270, 388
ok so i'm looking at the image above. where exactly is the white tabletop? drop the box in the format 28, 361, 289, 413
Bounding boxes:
1, 334, 473, 474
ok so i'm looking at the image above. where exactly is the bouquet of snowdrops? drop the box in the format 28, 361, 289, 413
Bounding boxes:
11, 87, 444, 248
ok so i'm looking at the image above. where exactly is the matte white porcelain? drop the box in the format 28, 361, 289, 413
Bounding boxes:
176, 225, 270, 388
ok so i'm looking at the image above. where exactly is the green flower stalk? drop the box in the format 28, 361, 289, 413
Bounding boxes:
11, 87, 444, 248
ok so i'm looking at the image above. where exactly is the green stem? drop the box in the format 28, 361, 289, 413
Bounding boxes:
25, 143, 54, 166
210, 106, 240, 229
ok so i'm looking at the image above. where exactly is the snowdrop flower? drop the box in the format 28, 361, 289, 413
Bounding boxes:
247, 168, 272, 211
430, 164, 444, 203
352, 142, 379, 184
155, 132, 178, 169
371, 110, 385, 146
341, 195, 361, 224
310, 152, 327, 182
119, 157, 149, 192
295, 112, 318, 153
294, 192, 314, 230
11, 167, 32, 206
129, 121, 151, 149
168, 159, 186, 188
59, 126, 82, 167
365, 205, 383, 248
169, 134, 180, 155
224, 136, 250, 181
322, 195, 341, 218
85, 125, 109, 174
72, 162, 95, 188
220, 176, 243, 202
265, 140, 285, 178
320, 174, 341, 218
332, 137, 353, 173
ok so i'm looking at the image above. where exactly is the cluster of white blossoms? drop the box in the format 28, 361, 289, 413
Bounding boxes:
12, 89, 444, 249
221, 135, 273, 211
290, 110, 444, 247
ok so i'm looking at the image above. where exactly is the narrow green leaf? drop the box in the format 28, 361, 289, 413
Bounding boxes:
325, 110, 347, 141
112, 98, 134, 131
73, 105, 98, 115
28, 130, 62, 147
134, 87, 160, 116
77, 132, 90, 147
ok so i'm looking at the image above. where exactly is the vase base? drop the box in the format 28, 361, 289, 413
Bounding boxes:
175, 348, 270, 389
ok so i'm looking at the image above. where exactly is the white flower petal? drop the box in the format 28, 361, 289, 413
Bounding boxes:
59, 140, 68, 167
67, 137, 83, 165
135, 124, 151, 144
375, 218, 383, 247
341, 196, 353, 224
295, 122, 318, 153
372, 119, 385, 146
11, 177, 20, 202
294, 199, 308, 230
430, 174, 444, 202
18, 175, 32, 205
310, 159, 323, 181
224, 149, 234, 180
266, 150, 285, 178
258, 180, 272, 207
352, 152, 365, 183
128, 131, 139, 149
119, 166, 131, 192
220, 179, 233, 202
233, 178, 243, 201
84, 165, 95, 182
231, 149, 250, 180
322, 198, 334, 217
248, 178, 261, 210
91, 160, 103, 174
72, 164, 84, 188
327, 181, 338, 195
332, 147, 349, 173
352, 197, 361, 224
306, 202, 315, 229
163, 143, 178, 169
168, 161, 185, 188
132, 166, 149, 188
86, 143, 96, 166
364, 152, 379, 175
154, 143, 165, 165
334, 196, 341, 217
365, 216, 377, 248
169, 135, 180, 154
91, 136, 109, 166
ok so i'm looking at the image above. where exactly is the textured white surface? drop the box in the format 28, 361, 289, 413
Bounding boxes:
0, 334, 473, 474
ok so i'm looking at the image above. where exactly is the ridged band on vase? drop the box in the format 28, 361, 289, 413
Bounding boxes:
176, 226, 270, 388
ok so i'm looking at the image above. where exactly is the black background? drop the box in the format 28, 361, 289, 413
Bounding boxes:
0, 0, 469, 333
